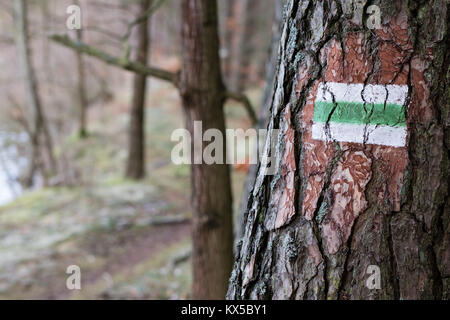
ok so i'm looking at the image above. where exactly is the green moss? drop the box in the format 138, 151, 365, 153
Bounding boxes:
258, 208, 266, 224
417, 4, 429, 20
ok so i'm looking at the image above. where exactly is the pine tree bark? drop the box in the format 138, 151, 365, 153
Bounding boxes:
126, 0, 151, 180
180, 0, 233, 299
228, 0, 449, 300
236, 0, 285, 241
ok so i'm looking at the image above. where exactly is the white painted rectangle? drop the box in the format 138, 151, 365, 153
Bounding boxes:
311, 122, 407, 147
315, 82, 408, 106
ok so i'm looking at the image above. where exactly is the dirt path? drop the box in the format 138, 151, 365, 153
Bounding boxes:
36, 221, 191, 299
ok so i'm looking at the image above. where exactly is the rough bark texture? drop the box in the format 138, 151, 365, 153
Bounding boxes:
126, 0, 151, 180
236, 0, 286, 242
180, 0, 233, 299
228, 0, 449, 300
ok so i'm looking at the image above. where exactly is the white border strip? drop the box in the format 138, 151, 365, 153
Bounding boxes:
316, 82, 408, 105
311, 122, 407, 147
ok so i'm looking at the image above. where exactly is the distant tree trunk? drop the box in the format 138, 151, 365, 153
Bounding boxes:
229, 0, 257, 92
228, 0, 449, 300
75, 31, 88, 139
219, 0, 236, 87
74, 0, 88, 138
236, 0, 284, 242
39, 0, 53, 81
180, 0, 233, 299
14, 0, 56, 185
126, 0, 151, 180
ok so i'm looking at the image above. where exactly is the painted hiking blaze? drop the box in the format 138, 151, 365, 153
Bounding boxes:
301, 81, 410, 255
312, 82, 408, 147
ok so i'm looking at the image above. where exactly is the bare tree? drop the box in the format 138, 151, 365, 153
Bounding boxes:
126, 0, 151, 180
14, 0, 56, 186
74, 0, 89, 138
178, 0, 233, 299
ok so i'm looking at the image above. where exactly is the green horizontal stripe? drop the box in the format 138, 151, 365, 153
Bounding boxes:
313, 101, 406, 127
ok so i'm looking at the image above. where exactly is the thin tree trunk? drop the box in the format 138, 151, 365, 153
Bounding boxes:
126, 0, 151, 180
219, 0, 236, 87
229, 0, 256, 92
228, 0, 449, 300
180, 0, 233, 299
14, 0, 56, 185
75, 28, 88, 138
74, 0, 88, 138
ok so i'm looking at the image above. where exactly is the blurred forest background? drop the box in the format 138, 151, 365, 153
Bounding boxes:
0, 0, 281, 299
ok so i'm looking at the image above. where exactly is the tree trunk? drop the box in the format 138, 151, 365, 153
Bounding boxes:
126, 0, 151, 180
75, 30, 88, 139
229, 0, 257, 92
14, 0, 56, 185
74, 0, 88, 138
218, 0, 235, 86
228, 0, 449, 300
236, 0, 285, 242
180, 0, 233, 299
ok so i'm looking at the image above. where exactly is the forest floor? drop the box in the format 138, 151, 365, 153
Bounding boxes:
0, 80, 259, 299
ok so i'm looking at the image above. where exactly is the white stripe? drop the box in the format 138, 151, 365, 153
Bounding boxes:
316, 82, 408, 105
311, 122, 407, 147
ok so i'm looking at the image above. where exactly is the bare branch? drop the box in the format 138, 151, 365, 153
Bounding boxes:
50, 35, 257, 126
224, 91, 258, 126
50, 34, 178, 85
122, 0, 166, 41
121, 0, 166, 59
